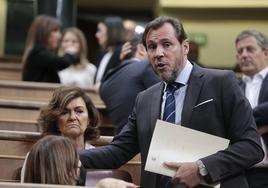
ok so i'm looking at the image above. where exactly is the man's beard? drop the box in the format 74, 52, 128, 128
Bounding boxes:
160, 69, 178, 83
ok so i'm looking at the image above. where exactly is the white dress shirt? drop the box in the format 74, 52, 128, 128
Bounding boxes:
243, 66, 268, 167
95, 52, 113, 82
161, 61, 193, 125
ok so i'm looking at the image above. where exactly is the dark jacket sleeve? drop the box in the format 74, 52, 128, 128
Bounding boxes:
201, 71, 264, 183
32, 49, 78, 71
79, 111, 139, 169
253, 101, 268, 126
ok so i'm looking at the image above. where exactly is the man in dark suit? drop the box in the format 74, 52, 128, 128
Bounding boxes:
80, 16, 263, 188
99, 33, 160, 135
236, 30, 268, 188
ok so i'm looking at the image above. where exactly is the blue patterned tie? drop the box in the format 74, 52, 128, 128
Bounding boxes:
161, 83, 185, 188
163, 83, 183, 123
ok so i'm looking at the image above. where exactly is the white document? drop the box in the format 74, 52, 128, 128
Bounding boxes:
145, 119, 230, 188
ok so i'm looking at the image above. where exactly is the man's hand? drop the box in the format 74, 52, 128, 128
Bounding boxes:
164, 162, 202, 188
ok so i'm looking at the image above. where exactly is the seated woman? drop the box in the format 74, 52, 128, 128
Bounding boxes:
24, 135, 137, 188
21, 86, 100, 182
22, 15, 79, 83
58, 27, 97, 88
38, 85, 100, 151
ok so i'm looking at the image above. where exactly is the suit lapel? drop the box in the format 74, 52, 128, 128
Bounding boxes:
259, 74, 268, 103
238, 79, 246, 92
150, 82, 164, 132
181, 65, 204, 127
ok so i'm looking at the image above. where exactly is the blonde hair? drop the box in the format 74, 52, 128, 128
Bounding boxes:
58, 27, 90, 69
24, 135, 79, 185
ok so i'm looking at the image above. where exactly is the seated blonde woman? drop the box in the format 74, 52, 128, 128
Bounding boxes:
24, 135, 81, 185
58, 27, 96, 88
24, 135, 137, 188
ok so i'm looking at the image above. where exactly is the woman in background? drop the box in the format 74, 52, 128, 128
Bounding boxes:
58, 27, 96, 88
22, 15, 78, 83
94, 16, 126, 92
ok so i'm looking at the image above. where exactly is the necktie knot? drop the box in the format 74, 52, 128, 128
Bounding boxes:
166, 83, 184, 94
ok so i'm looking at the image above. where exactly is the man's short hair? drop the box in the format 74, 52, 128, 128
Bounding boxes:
142, 16, 188, 48
236, 30, 268, 49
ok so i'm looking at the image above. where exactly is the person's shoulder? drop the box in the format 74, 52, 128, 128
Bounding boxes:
195, 65, 235, 78
139, 81, 162, 95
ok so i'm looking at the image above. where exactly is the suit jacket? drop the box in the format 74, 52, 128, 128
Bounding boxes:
99, 59, 160, 134
239, 74, 268, 145
80, 64, 263, 188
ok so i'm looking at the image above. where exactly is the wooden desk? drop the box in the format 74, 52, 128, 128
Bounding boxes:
0, 80, 104, 106
0, 97, 112, 135
0, 130, 140, 185
0, 63, 21, 81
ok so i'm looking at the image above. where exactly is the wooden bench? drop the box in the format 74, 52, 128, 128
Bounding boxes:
0, 98, 113, 135
0, 63, 22, 81
0, 130, 141, 185
0, 56, 22, 81
0, 120, 40, 132
0, 182, 93, 188
0, 80, 103, 105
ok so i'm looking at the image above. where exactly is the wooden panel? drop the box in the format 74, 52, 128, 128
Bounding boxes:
0, 83, 113, 135
0, 99, 113, 135
0, 121, 40, 132
0, 158, 23, 181
0, 182, 91, 188
0, 141, 34, 156
0, 80, 104, 107
119, 154, 141, 185
0, 130, 140, 185
0, 106, 40, 123
0, 130, 113, 156
160, 0, 268, 8
77, 0, 154, 10
0, 63, 21, 81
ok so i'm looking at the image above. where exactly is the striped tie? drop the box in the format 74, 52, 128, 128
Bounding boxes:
161, 82, 185, 188
163, 83, 183, 123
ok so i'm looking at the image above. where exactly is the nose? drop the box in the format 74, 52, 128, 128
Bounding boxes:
68, 111, 77, 120
240, 48, 248, 57
154, 46, 164, 60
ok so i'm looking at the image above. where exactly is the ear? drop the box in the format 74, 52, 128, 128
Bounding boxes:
182, 39, 189, 55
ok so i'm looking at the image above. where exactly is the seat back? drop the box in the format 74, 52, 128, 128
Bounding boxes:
85, 169, 132, 187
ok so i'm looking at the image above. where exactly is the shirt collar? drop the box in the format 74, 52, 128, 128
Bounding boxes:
242, 66, 268, 82
164, 60, 193, 88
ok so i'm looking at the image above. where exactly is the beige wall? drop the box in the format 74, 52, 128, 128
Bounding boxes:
184, 20, 268, 68
0, 0, 7, 56
157, 8, 268, 68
